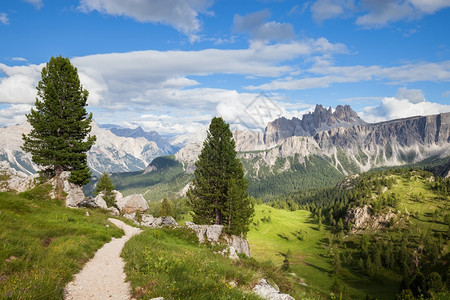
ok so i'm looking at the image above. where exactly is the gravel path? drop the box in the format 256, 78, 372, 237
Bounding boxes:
64, 218, 142, 300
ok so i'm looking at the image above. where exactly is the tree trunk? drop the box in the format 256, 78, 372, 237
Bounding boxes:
55, 166, 64, 200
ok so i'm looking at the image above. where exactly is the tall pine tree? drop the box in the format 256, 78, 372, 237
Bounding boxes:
22, 56, 96, 186
188, 117, 254, 235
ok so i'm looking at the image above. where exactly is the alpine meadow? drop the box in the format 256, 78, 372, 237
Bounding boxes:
1, 1, 450, 299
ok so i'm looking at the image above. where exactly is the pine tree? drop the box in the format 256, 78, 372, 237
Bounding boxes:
22, 56, 96, 187
95, 172, 115, 207
160, 198, 174, 217
188, 117, 254, 235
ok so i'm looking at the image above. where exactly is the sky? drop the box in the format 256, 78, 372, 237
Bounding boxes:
1, 0, 450, 136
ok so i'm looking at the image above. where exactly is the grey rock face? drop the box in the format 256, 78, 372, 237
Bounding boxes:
264, 104, 366, 145
185, 222, 252, 258
0, 161, 37, 192
253, 279, 294, 300
48, 172, 85, 207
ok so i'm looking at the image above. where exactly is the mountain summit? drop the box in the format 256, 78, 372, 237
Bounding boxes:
264, 104, 366, 145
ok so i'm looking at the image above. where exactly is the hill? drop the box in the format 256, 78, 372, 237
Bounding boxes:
249, 168, 449, 299
0, 185, 123, 298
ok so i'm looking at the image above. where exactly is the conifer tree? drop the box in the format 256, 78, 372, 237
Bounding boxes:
160, 198, 174, 217
188, 117, 254, 235
22, 56, 96, 186
95, 172, 115, 207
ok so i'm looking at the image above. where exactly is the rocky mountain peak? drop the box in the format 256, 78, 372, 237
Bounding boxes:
264, 104, 366, 145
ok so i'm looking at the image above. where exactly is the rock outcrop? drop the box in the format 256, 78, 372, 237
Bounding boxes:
253, 279, 294, 300
49, 172, 85, 207
345, 205, 397, 230
185, 222, 252, 258
116, 193, 149, 214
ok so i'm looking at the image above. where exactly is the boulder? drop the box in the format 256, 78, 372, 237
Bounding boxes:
253, 279, 294, 300
49, 172, 85, 207
140, 214, 156, 227
107, 207, 120, 216
116, 194, 149, 214
77, 196, 98, 208
123, 212, 136, 220
94, 194, 108, 210
140, 216, 177, 228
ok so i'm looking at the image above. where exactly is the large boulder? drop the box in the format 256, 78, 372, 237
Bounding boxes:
0, 161, 37, 193
223, 235, 251, 258
49, 172, 85, 207
253, 279, 294, 300
116, 193, 149, 214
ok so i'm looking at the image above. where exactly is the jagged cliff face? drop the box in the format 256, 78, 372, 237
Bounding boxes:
264, 104, 366, 146
243, 112, 450, 175
175, 108, 450, 178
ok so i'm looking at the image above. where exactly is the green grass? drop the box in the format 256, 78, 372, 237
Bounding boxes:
248, 205, 331, 296
0, 184, 123, 299
122, 226, 319, 299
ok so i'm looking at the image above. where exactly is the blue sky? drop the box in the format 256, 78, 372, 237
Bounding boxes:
1, 0, 450, 135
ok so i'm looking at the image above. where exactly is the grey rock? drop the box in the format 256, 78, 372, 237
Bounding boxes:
185, 222, 251, 258
49, 172, 85, 207
116, 194, 149, 214
94, 194, 108, 209
123, 212, 136, 220
140, 214, 156, 227
107, 207, 120, 216
0, 161, 38, 192
253, 279, 294, 300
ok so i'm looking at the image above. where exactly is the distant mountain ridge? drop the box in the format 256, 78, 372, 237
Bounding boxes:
110, 126, 178, 154
0, 121, 172, 176
264, 104, 367, 145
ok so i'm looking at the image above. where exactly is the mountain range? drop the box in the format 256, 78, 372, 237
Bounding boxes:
1, 105, 449, 192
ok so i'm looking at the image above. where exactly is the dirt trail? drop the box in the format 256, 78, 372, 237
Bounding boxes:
64, 218, 142, 300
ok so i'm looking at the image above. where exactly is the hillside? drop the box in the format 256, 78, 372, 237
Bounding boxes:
0, 186, 123, 298
250, 168, 449, 299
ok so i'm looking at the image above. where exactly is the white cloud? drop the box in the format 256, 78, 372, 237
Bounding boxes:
246, 61, 450, 90
233, 10, 295, 41
0, 13, 9, 25
0, 63, 43, 104
395, 87, 425, 103
11, 57, 27, 62
443, 90, 450, 97
309, 0, 450, 28
311, 0, 354, 23
78, 0, 213, 38
0, 104, 32, 126
360, 97, 450, 123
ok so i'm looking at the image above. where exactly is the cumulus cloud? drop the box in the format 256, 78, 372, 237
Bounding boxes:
0, 13, 9, 25
309, 0, 450, 28
0, 104, 32, 126
78, 0, 213, 38
233, 10, 295, 41
0, 63, 43, 104
395, 87, 425, 103
360, 97, 450, 123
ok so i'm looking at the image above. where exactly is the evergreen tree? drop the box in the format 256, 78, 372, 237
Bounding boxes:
95, 172, 115, 207
188, 117, 254, 235
160, 198, 174, 217
22, 56, 96, 186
